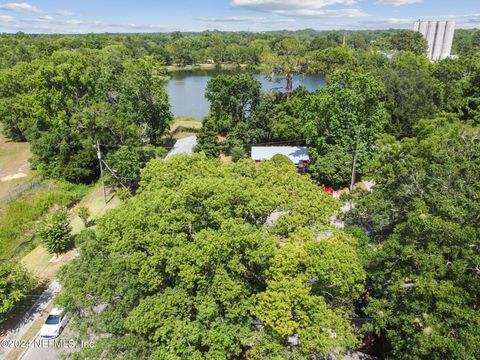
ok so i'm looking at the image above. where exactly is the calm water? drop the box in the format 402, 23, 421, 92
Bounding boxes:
165, 69, 326, 119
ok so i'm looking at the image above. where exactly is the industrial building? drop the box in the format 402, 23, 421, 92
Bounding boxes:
414, 20, 455, 61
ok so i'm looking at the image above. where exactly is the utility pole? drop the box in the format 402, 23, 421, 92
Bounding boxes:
96, 140, 107, 204
350, 139, 359, 191
101, 160, 128, 191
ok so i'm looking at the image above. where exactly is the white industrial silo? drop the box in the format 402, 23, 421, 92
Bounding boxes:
441, 21, 455, 60
414, 20, 455, 61
432, 21, 447, 60
426, 21, 437, 59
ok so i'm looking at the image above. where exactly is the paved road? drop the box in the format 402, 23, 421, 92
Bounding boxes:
19, 325, 84, 360
20, 334, 59, 360
0, 281, 61, 359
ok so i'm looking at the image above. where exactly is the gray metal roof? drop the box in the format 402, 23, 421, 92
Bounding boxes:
166, 136, 197, 159
251, 146, 309, 164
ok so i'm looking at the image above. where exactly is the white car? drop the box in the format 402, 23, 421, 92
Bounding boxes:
39, 307, 69, 339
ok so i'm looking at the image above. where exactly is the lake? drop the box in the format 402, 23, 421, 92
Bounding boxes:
165, 69, 326, 119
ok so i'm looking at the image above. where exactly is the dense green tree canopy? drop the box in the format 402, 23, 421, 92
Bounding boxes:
58, 154, 366, 359
0, 48, 172, 183
0, 261, 37, 324
202, 74, 281, 155
303, 70, 389, 187
194, 118, 221, 158
345, 117, 480, 359
0, 29, 479, 359
434, 53, 480, 124
389, 30, 428, 56
263, 38, 308, 99
105, 145, 157, 189
307, 45, 358, 78
0, 29, 475, 71
205, 73, 261, 135
378, 52, 440, 138
347, 116, 479, 237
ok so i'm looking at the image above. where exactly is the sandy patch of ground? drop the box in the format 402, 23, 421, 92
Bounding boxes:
1, 172, 28, 182
0, 133, 34, 202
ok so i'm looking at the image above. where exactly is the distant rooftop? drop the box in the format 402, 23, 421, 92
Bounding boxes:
166, 136, 197, 159
251, 146, 309, 164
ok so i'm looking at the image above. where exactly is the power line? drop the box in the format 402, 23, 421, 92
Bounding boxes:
96, 140, 107, 205
95, 140, 128, 205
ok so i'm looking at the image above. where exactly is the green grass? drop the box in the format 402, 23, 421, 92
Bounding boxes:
0, 181, 89, 259
70, 184, 122, 235
171, 117, 203, 130
20, 184, 121, 282
174, 116, 202, 123
166, 117, 203, 142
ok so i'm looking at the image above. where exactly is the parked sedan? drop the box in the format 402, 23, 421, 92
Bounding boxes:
39, 308, 69, 339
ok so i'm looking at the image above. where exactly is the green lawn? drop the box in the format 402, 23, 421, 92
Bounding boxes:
170, 116, 202, 131
162, 117, 203, 150
22, 184, 121, 281
0, 182, 88, 260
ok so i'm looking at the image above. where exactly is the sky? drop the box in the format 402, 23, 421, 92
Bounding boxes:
0, 0, 479, 34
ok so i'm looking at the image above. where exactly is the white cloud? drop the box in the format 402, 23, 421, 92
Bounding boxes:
0, 14, 14, 22
356, 13, 480, 29
375, 0, 422, 6
63, 19, 84, 25
359, 17, 413, 27
232, 0, 357, 10
203, 22, 228, 29
435, 13, 480, 28
231, 0, 367, 18
0, 2, 41, 12
0, 12, 177, 33
273, 8, 368, 17
56, 10, 74, 16
38, 15, 53, 22
199, 16, 294, 24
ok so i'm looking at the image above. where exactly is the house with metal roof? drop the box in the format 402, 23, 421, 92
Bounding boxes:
166, 136, 197, 159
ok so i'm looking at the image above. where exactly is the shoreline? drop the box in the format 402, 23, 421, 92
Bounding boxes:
166, 63, 256, 72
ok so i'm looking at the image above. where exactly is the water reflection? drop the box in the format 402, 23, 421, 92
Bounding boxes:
165, 69, 326, 119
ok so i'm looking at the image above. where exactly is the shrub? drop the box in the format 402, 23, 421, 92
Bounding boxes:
38, 208, 73, 256
78, 206, 91, 227
271, 154, 293, 165
0, 182, 88, 259
116, 187, 132, 201
74, 228, 96, 248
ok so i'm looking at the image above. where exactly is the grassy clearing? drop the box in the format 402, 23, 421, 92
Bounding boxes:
21, 247, 79, 282
70, 185, 121, 234
164, 117, 203, 148
22, 185, 121, 281
0, 182, 88, 260
170, 117, 202, 131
